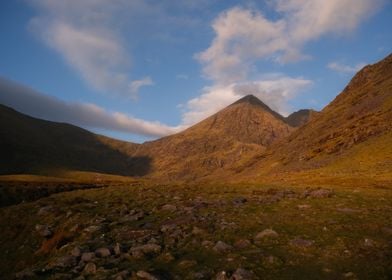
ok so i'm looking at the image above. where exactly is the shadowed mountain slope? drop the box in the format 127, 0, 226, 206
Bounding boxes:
0, 105, 149, 176
285, 109, 320, 127
237, 53, 392, 180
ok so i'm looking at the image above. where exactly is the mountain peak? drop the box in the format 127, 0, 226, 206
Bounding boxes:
231, 94, 287, 123
232, 94, 266, 107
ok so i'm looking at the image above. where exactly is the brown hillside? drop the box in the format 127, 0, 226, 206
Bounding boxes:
132, 95, 293, 180
238, 53, 392, 180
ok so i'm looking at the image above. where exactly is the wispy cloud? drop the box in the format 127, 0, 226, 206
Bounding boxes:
29, 0, 154, 98
130, 77, 154, 97
327, 61, 367, 74
0, 77, 180, 138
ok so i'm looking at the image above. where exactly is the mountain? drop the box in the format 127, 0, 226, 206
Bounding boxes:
0, 104, 149, 176
285, 109, 320, 127
0, 94, 295, 180
130, 94, 293, 180
238, 53, 392, 181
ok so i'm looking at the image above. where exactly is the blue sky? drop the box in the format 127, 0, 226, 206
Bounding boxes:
0, 0, 391, 143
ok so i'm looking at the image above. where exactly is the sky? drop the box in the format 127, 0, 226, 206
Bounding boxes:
0, 0, 391, 143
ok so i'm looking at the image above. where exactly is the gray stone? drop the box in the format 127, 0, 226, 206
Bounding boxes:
95, 247, 111, 257
255, 229, 278, 240
231, 268, 254, 279
161, 204, 177, 212
234, 239, 251, 249
35, 224, 52, 238
136, 270, 160, 280
83, 262, 96, 275
81, 252, 95, 262
71, 246, 82, 257
290, 238, 314, 247
114, 242, 121, 255
215, 271, 230, 280
213, 241, 233, 253
233, 197, 247, 205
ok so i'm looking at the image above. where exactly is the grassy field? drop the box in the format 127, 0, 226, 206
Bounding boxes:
0, 182, 391, 279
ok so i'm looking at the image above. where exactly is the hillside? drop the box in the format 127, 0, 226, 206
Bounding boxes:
285, 109, 320, 127
0, 104, 147, 177
131, 95, 294, 180
238, 53, 392, 182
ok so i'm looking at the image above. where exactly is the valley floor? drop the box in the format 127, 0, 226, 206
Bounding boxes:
0, 182, 391, 279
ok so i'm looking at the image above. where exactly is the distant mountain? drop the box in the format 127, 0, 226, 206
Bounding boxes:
4, 54, 390, 183
285, 109, 320, 127
131, 94, 293, 180
0, 104, 148, 176
238, 53, 392, 180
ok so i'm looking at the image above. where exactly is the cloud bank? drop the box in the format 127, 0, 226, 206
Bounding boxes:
0, 77, 180, 138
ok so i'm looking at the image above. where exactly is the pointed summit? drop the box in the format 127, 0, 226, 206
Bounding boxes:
231, 94, 286, 123
232, 94, 266, 106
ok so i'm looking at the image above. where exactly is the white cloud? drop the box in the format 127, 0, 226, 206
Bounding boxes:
197, 0, 384, 84
181, 76, 312, 125
185, 0, 383, 125
130, 77, 154, 97
327, 61, 367, 74
0, 77, 180, 138
29, 0, 154, 98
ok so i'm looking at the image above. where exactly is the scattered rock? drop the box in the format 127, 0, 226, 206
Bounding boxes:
83, 225, 101, 233
119, 211, 145, 222
83, 262, 96, 275
114, 270, 130, 280
114, 242, 121, 255
130, 243, 161, 256
234, 239, 251, 249
297, 204, 311, 210
71, 246, 82, 257
15, 268, 35, 279
95, 247, 111, 257
233, 197, 247, 205
303, 188, 334, 198
48, 256, 77, 269
202, 240, 214, 247
136, 270, 160, 280
81, 252, 95, 262
255, 229, 278, 240
35, 224, 52, 238
231, 268, 254, 279
161, 204, 177, 212
178, 259, 197, 268
37, 206, 53, 216
213, 241, 233, 253
364, 238, 376, 247
337, 208, 361, 214
290, 238, 314, 247
192, 226, 206, 235
215, 271, 230, 280
158, 252, 175, 263
343, 272, 356, 278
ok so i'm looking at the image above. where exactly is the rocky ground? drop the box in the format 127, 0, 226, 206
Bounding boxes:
0, 183, 391, 279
